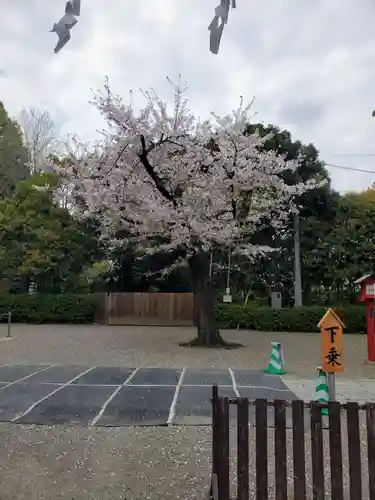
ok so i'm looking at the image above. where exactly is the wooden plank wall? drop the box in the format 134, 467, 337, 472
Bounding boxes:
98, 292, 194, 326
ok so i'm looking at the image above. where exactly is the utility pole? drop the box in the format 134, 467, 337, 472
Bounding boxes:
209, 251, 213, 283
222, 245, 233, 303
226, 244, 231, 293
294, 213, 303, 307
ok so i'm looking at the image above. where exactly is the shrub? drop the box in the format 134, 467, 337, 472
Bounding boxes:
215, 303, 366, 334
0, 294, 366, 331
0, 294, 98, 324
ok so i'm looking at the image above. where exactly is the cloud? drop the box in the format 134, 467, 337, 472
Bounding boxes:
1, 0, 375, 193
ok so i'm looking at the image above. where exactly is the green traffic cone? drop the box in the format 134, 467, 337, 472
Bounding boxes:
264, 341, 286, 375
315, 366, 329, 416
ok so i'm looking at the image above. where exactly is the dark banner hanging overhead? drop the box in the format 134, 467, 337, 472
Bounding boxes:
49, 0, 236, 56
209, 0, 237, 55
50, 0, 81, 54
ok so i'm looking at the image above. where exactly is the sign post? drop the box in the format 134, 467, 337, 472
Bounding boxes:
365, 284, 375, 362
318, 308, 345, 400
327, 371, 336, 402
353, 274, 375, 362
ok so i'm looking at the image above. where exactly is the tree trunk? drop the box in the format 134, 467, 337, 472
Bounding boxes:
188, 251, 225, 346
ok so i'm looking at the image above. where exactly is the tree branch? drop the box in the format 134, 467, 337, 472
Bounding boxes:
138, 135, 176, 206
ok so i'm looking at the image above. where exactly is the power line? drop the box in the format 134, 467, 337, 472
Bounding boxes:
328, 153, 375, 157
325, 163, 375, 174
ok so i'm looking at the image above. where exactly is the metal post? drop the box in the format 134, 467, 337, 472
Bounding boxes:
7, 311, 11, 338
294, 213, 303, 307
209, 251, 213, 284
226, 245, 231, 291
327, 372, 336, 401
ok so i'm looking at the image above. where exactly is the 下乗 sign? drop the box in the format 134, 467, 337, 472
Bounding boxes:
318, 308, 345, 373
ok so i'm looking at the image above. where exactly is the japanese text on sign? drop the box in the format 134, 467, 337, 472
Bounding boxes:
319, 309, 344, 373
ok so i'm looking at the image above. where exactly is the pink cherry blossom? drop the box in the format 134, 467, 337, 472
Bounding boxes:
64, 77, 321, 261
62, 76, 323, 346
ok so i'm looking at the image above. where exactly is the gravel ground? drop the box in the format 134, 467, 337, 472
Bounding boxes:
0, 424, 212, 500
0, 419, 369, 500
0, 324, 371, 499
0, 323, 372, 380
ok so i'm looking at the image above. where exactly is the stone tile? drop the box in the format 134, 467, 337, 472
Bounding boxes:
17, 386, 115, 425
358, 381, 375, 398
281, 378, 315, 401
183, 368, 232, 386
129, 368, 180, 386
336, 381, 372, 398
234, 370, 289, 390
96, 386, 175, 426
0, 383, 61, 421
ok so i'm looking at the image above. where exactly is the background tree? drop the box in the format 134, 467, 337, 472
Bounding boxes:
66, 79, 319, 346
107, 242, 191, 293
18, 107, 56, 174
0, 173, 101, 293
222, 124, 336, 304
303, 190, 375, 303
0, 101, 30, 197
346, 184, 375, 206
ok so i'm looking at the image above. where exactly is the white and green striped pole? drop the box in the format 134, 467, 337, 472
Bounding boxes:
264, 341, 286, 375
315, 366, 329, 416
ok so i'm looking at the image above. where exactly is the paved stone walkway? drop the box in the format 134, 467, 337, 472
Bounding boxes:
0, 365, 300, 427
283, 376, 375, 403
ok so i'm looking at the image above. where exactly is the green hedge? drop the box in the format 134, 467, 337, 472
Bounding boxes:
215, 303, 366, 334
0, 293, 366, 332
0, 294, 98, 324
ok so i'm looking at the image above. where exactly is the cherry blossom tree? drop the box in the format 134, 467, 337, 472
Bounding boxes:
65, 77, 320, 347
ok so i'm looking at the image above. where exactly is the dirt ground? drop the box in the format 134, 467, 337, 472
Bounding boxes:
0, 424, 212, 500
0, 324, 372, 499
0, 323, 372, 380
0, 420, 369, 500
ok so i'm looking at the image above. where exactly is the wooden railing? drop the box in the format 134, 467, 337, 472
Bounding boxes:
210, 385, 375, 500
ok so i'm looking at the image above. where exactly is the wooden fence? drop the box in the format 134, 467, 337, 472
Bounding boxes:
98, 292, 194, 325
210, 385, 375, 500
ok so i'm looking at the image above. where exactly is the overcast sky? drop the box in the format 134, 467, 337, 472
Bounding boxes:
2, 0, 375, 193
